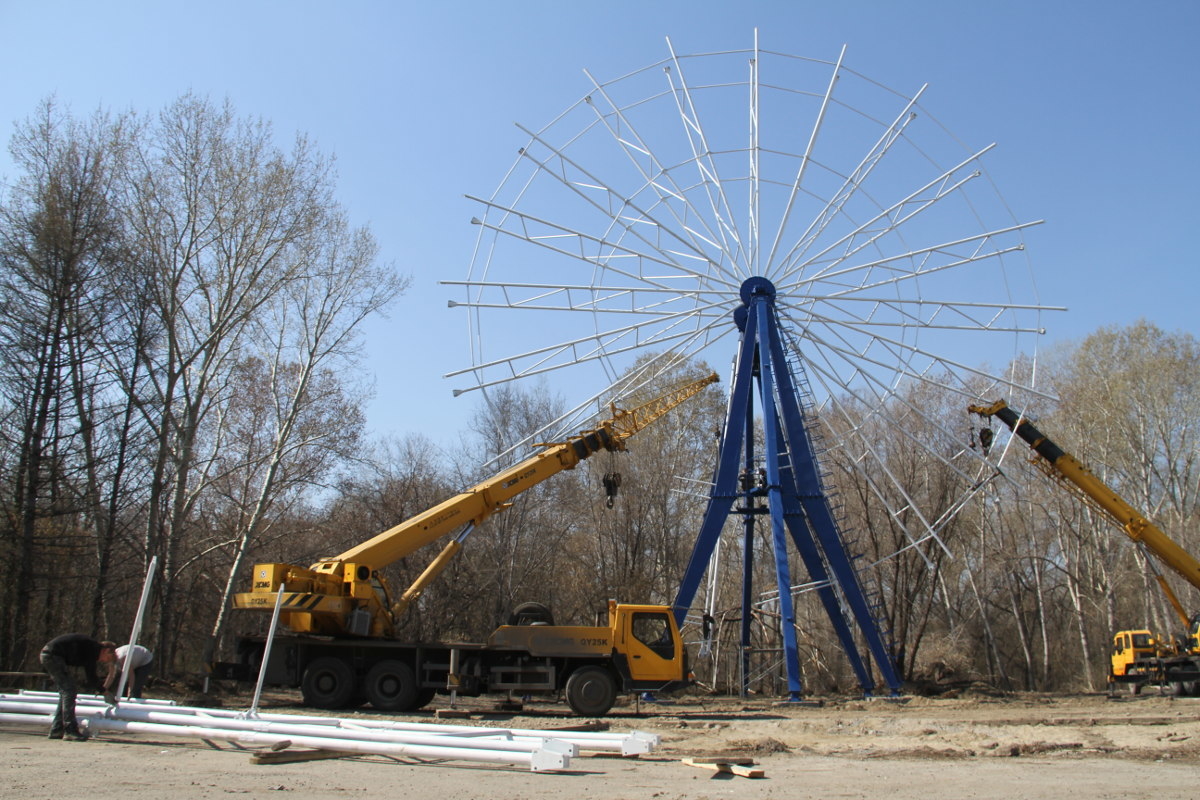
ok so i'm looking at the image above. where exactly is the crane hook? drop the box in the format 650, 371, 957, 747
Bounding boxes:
602, 472, 622, 508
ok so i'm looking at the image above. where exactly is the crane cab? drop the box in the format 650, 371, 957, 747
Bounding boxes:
1110, 629, 1161, 691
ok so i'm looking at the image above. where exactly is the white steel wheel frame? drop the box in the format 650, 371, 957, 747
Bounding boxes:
447, 32, 1060, 575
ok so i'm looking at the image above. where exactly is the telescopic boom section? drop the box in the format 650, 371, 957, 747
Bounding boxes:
234, 373, 718, 638
970, 400, 1200, 603
333, 371, 718, 568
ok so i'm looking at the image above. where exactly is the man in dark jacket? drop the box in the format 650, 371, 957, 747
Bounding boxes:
38, 634, 117, 740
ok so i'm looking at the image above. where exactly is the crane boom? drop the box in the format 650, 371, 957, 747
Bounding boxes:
234, 372, 719, 638
969, 400, 1200, 597
331, 372, 716, 569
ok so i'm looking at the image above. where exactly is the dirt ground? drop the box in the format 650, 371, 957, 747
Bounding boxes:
4, 688, 1200, 800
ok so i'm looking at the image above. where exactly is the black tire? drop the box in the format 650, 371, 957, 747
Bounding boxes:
364, 659, 418, 712
411, 687, 437, 710
301, 656, 356, 709
240, 645, 263, 681
509, 601, 555, 627
565, 666, 617, 717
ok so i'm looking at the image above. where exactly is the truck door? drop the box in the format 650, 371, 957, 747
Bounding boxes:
619, 610, 682, 683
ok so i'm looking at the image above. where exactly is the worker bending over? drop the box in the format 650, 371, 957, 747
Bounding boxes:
107, 644, 154, 699
38, 634, 117, 741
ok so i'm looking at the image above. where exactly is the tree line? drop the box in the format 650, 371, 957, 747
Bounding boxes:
2, 96, 1197, 696
0, 96, 407, 674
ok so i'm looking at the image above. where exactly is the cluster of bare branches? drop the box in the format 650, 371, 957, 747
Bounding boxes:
0, 96, 407, 674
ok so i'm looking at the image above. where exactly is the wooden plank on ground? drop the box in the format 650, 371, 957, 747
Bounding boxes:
435, 708, 471, 719
682, 757, 765, 778
250, 749, 345, 765
546, 720, 610, 732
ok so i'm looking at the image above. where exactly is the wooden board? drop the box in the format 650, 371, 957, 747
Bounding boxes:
250, 749, 345, 765
682, 757, 765, 778
434, 708, 472, 719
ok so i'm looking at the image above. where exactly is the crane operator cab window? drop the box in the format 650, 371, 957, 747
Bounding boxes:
1131, 633, 1152, 649
632, 612, 676, 660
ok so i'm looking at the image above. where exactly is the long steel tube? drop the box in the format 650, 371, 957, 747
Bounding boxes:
0, 711, 571, 771
0, 690, 661, 767
4, 691, 658, 754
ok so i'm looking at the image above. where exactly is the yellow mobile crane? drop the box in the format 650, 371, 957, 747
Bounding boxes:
218, 373, 718, 715
969, 400, 1200, 694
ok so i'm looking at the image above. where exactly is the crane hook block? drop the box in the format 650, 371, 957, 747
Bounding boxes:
602, 472, 622, 508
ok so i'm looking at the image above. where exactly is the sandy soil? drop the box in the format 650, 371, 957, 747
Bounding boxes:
4, 689, 1199, 800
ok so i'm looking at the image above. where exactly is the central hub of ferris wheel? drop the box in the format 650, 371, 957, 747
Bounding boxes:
733, 277, 777, 332
739, 276, 777, 305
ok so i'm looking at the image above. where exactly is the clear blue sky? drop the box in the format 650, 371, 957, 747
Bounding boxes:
2, 1, 1196, 445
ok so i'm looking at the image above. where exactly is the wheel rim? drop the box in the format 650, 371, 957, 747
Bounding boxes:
302, 657, 354, 708
567, 667, 615, 715
366, 660, 416, 711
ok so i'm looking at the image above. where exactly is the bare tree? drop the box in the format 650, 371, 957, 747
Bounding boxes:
456, 381, 571, 634
0, 100, 132, 667
572, 357, 723, 614
201, 221, 406, 662
116, 93, 383, 670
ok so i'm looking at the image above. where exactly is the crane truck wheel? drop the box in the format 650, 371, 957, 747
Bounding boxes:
301, 656, 357, 709
565, 666, 617, 716
411, 687, 437, 710
365, 659, 418, 711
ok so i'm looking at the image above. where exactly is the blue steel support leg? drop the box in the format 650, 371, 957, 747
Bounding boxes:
764, 306, 903, 694
672, 311, 759, 627
675, 276, 903, 698
752, 299, 804, 699
740, 392, 756, 699
768, 411, 877, 693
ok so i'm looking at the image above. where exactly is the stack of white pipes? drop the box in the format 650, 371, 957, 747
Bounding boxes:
0, 691, 659, 772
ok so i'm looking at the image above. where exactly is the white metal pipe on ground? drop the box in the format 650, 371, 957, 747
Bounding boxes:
0, 711, 571, 772
1, 691, 657, 753
5, 691, 178, 706
0, 700, 579, 757
1, 690, 657, 755
1, 694, 578, 771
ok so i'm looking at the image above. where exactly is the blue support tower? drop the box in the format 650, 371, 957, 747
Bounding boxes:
674, 277, 902, 698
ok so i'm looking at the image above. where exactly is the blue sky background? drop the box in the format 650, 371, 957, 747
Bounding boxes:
2, 1, 1196, 446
